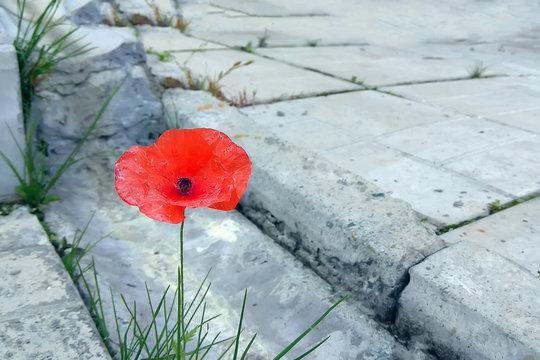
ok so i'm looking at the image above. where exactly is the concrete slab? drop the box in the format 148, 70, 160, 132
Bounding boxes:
377, 117, 535, 164
386, 76, 540, 117
322, 141, 512, 226
0, 246, 80, 318
396, 241, 540, 360
162, 89, 444, 322
240, 90, 458, 139
0, 306, 112, 360
137, 26, 226, 52
486, 107, 540, 134
444, 136, 540, 198
114, 0, 177, 24
159, 50, 360, 102
0, 206, 50, 252
440, 197, 540, 276
256, 44, 521, 87
0, 43, 25, 202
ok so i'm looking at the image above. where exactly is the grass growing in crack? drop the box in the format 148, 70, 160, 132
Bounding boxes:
175, 60, 254, 102
257, 30, 270, 48
468, 61, 489, 79
350, 76, 364, 85
13, 0, 91, 133
306, 39, 319, 47
240, 41, 254, 53
146, 48, 174, 62
0, 88, 118, 211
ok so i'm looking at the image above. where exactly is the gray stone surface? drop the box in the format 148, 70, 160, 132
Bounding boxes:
440, 197, 540, 277
35, 25, 162, 142
0, 43, 25, 202
138, 26, 226, 52
162, 89, 444, 322
0, 206, 111, 359
396, 241, 540, 360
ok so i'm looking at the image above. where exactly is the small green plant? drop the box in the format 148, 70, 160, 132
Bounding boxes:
257, 30, 269, 48
350, 76, 364, 85
146, 48, 174, 62
13, 0, 91, 133
240, 41, 253, 53
488, 199, 501, 212
468, 61, 489, 79
306, 39, 319, 47
230, 89, 257, 107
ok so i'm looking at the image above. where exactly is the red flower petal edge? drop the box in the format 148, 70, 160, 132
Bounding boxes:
115, 128, 252, 224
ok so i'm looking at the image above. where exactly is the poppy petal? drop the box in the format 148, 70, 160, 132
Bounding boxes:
138, 202, 186, 224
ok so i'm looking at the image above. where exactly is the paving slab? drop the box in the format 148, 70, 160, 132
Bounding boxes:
0, 43, 25, 202
41, 144, 415, 360
385, 76, 540, 118
162, 89, 443, 322
137, 26, 226, 52
0, 206, 112, 359
239, 90, 458, 140
256, 44, 522, 87
0, 306, 112, 360
440, 197, 540, 277
153, 49, 361, 103
444, 136, 540, 198
377, 117, 535, 164
396, 241, 540, 360
322, 141, 511, 226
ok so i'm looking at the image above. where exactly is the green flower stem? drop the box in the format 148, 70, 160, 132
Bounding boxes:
178, 221, 185, 360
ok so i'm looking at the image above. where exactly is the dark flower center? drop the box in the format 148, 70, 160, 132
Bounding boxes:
176, 177, 193, 196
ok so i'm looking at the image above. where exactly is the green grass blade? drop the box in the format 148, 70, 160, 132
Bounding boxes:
232, 289, 248, 360
272, 295, 348, 360
293, 336, 330, 360
239, 333, 257, 360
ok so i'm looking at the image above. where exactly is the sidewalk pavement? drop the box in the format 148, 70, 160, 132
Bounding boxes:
0, 0, 539, 359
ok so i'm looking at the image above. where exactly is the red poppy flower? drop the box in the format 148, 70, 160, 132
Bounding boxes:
115, 128, 251, 224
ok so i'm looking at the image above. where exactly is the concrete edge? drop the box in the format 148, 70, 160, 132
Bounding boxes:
0, 206, 112, 359
161, 88, 445, 323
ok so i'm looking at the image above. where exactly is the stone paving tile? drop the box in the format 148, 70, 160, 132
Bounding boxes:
137, 26, 226, 52
444, 136, 540, 198
256, 44, 521, 87
0, 207, 50, 252
0, 247, 80, 318
396, 241, 540, 360
321, 141, 512, 226
440, 197, 540, 276
241, 90, 457, 139
165, 50, 361, 102
385, 76, 540, 117
377, 117, 535, 163
0, 306, 112, 360
485, 107, 540, 134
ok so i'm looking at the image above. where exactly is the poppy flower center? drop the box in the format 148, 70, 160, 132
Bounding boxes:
176, 177, 193, 196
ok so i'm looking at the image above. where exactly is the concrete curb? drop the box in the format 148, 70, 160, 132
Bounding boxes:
0, 206, 112, 359
162, 89, 445, 323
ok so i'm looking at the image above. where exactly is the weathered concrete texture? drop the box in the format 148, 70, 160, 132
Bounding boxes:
0, 207, 50, 252
151, 49, 361, 103
138, 26, 226, 52
0, 43, 24, 202
440, 197, 540, 277
322, 141, 512, 227
256, 44, 522, 87
385, 76, 540, 120
239, 91, 516, 226
34, 25, 162, 142
162, 89, 444, 322
0, 206, 111, 359
396, 241, 540, 360
190, 0, 540, 47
